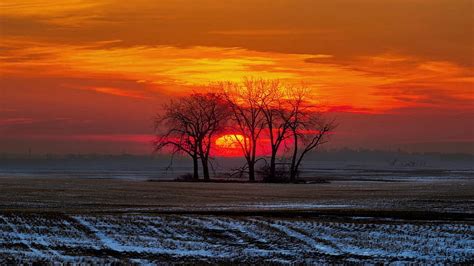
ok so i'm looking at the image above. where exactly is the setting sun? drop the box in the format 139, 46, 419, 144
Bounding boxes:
215, 134, 245, 149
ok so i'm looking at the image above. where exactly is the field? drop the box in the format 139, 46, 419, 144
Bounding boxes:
0, 174, 473, 263
1, 213, 473, 264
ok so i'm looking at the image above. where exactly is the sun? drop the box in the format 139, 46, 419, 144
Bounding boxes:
215, 134, 245, 149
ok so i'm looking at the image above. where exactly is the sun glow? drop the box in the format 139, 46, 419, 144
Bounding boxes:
215, 134, 245, 149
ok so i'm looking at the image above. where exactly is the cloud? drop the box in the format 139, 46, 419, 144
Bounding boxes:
1, 133, 153, 143
0, 117, 73, 127
81, 87, 151, 99
208, 29, 334, 36
1, 38, 472, 113
3, 0, 472, 66
324, 105, 378, 114
0, 118, 35, 126
0, 0, 106, 26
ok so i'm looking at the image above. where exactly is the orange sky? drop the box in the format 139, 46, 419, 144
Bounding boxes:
1, 0, 473, 154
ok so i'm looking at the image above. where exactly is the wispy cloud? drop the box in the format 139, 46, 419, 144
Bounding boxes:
1, 38, 473, 113
0, 0, 106, 26
0, 118, 35, 126
2, 133, 154, 143
81, 87, 151, 99
208, 29, 334, 36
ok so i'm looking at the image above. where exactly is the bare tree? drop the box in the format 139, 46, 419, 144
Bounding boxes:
258, 80, 293, 182
154, 103, 200, 180
154, 92, 229, 180
192, 93, 229, 180
221, 78, 271, 181
287, 88, 336, 182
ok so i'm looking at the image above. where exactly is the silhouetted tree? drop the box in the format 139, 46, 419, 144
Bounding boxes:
287, 88, 336, 182
193, 93, 230, 180
154, 92, 229, 180
257, 80, 293, 182
221, 78, 271, 181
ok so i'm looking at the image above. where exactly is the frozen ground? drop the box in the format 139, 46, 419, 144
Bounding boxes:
1, 154, 473, 181
1, 167, 473, 182
1, 177, 473, 214
0, 213, 472, 264
0, 175, 472, 263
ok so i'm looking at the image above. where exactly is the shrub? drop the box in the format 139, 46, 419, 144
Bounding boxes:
176, 173, 196, 181
257, 163, 291, 183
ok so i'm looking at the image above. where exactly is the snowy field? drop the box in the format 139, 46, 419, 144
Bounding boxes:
0, 173, 472, 263
0, 213, 472, 264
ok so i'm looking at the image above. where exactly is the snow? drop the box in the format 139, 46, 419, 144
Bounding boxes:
0, 216, 48, 259
265, 221, 341, 255
249, 203, 351, 209
0, 214, 472, 263
74, 216, 124, 251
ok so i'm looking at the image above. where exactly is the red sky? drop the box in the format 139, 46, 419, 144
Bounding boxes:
0, 0, 473, 154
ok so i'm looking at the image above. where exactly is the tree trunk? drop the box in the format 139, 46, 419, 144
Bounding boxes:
290, 131, 298, 182
248, 161, 255, 182
192, 156, 199, 180
293, 157, 304, 183
198, 140, 211, 181
248, 138, 258, 182
269, 149, 277, 182
267, 123, 275, 183
201, 157, 210, 181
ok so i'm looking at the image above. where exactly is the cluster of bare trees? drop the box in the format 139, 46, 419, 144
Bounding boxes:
154, 78, 336, 182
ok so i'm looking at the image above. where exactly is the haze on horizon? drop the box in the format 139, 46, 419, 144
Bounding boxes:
0, 0, 473, 155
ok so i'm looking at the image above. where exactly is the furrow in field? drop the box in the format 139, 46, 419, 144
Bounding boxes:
0, 215, 47, 259
0, 214, 472, 264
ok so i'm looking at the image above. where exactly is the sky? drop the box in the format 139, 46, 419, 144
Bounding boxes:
0, 0, 473, 154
